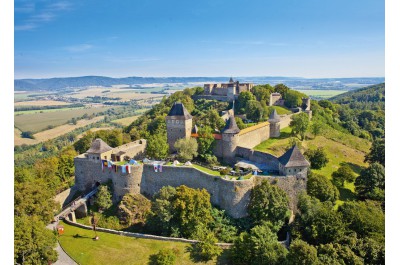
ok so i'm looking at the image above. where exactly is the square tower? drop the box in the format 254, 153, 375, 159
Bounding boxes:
166, 102, 193, 152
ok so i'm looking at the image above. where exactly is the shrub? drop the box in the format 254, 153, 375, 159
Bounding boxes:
153, 249, 176, 265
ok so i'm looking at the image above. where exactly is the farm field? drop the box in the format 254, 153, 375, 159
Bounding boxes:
14, 106, 116, 133
58, 221, 229, 265
14, 116, 105, 146
296, 89, 348, 99
14, 100, 71, 106
66, 87, 166, 101
14, 106, 85, 115
112, 116, 139, 126
14, 91, 56, 102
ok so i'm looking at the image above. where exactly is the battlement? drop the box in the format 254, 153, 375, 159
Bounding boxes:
238, 121, 269, 136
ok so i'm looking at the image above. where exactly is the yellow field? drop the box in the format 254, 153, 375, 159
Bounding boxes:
112, 116, 139, 126
67, 87, 165, 101
14, 100, 71, 106
14, 116, 104, 146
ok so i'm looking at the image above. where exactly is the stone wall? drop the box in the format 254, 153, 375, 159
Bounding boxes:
279, 114, 294, 129
192, 95, 231, 102
141, 164, 255, 218
235, 147, 280, 171
112, 139, 147, 160
141, 164, 306, 218
74, 156, 143, 201
237, 122, 270, 149
54, 187, 78, 208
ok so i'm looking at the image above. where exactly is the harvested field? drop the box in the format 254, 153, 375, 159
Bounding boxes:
112, 116, 139, 126
67, 87, 165, 101
14, 116, 105, 146
14, 100, 71, 106
14, 106, 115, 133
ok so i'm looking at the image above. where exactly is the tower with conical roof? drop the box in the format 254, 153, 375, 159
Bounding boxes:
166, 102, 193, 152
268, 109, 281, 138
221, 115, 240, 163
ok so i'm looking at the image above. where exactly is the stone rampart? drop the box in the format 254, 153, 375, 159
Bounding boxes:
141, 164, 255, 218
279, 114, 293, 128
237, 122, 270, 149
74, 157, 143, 201
235, 147, 280, 172
141, 164, 306, 218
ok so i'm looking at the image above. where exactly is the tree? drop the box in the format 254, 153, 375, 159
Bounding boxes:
237, 91, 256, 114
152, 249, 176, 265
317, 243, 363, 265
307, 173, 339, 203
248, 180, 289, 227
73, 131, 95, 153
21, 131, 35, 139
148, 186, 177, 236
331, 165, 356, 187
364, 139, 385, 166
287, 137, 302, 150
295, 193, 346, 245
286, 239, 319, 265
15, 216, 58, 265
310, 121, 323, 138
118, 193, 152, 226
274, 83, 290, 99
15, 179, 58, 224
174, 138, 198, 161
209, 208, 238, 243
252, 84, 273, 103
231, 223, 288, 265
197, 126, 215, 156
290, 113, 310, 140
191, 224, 222, 261
204, 109, 226, 131
95, 185, 112, 212
338, 200, 384, 241
246, 100, 264, 122
355, 163, 385, 201
285, 90, 304, 108
146, 133, 169, 159
304, 147, 329, 170
235, 117, 246, 130
172, 186, 213, 238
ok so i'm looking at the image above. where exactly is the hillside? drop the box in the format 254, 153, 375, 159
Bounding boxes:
329, 83, 385, 109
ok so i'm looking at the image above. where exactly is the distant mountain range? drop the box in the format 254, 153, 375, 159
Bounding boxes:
14, 76, 385, 91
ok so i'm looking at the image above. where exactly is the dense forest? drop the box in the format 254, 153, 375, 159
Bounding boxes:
14, 83, 385, 264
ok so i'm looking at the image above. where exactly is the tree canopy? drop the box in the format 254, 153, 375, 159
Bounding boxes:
290, 113, 310, 140
174, 137, 198, 161
307, 173, 339, 203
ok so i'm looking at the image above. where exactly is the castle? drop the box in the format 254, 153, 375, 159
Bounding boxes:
74, 100, 311, 218
198, 78, 254, 102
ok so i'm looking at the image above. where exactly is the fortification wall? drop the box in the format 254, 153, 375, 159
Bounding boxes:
74, 157, 143, 201
112, 139, 147, 160
279, 114, 294, 128
236, 147, 280, 171
237, 123, 270, 149
141, 164, 255, 218
141, 165, 306, 218
192, 95, 231, 102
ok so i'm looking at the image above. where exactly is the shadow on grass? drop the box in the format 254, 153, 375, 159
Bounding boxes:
338, 187, 356, 202
340, 162, 364, 175
147, 254, 158, 265
71, 233, 93, 239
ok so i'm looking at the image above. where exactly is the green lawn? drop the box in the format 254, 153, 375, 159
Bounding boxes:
58, 221, 229, 265
296, 89, 348, 99
271, 106, 292, 115
192, 164, 221, 176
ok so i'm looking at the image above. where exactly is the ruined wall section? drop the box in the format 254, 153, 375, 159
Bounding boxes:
235, 147, 280, 172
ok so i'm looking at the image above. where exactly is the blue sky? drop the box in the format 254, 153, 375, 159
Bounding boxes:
14, 0, 385, 79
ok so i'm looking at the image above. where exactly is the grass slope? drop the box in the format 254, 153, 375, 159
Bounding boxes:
58, 221, 229, 265
254, 126, 370, 205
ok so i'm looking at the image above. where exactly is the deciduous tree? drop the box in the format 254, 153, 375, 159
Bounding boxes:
304, 147, 329, 170
290, 112, 310, 140
332, 165, 356, 187
174, 138, 198, 161
307, 173, 339, 203
355, 163, 385, 201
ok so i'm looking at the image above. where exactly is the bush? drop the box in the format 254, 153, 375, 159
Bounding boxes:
153, 249, 176, 265
305, 147, 329, 169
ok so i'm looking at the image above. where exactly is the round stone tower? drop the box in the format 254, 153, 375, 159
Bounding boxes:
222, 115, 240, 164
268, 109, 281, 138
166, 102, 193, 152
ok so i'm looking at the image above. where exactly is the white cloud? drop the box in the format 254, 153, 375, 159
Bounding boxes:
15, 23, 37, 31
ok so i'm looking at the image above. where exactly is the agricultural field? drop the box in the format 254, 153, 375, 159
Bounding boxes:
14, 116, 105, 146
296, 89, 348, 99
14, 91, 56, 102
58, 221, 229, 265
14, 106, 116, 133
14, 100, 71, 106
112, 116, 140, 126
66, 87, 165, 102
